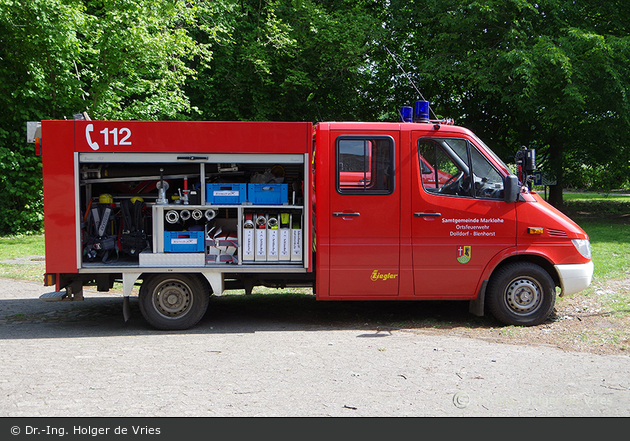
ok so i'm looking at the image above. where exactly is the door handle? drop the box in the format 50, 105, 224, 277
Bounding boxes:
414, 212, 441, 217
177, 156, 209, 161
333, 212, 360, 217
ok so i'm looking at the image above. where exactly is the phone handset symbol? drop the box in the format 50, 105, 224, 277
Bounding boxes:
86, 124, 99, 150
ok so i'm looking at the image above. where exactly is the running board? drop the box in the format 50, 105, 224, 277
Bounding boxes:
39, 282, 84, 302
40, 291, 71, 302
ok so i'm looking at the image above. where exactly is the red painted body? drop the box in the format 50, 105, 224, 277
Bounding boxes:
41, 120, 313, 291
42, 121, 78, 275
40, 119, 590, 303
75, 120, 310, 154
312, 122, 590, 302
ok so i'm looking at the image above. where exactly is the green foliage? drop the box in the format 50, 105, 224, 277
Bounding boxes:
0, 148, 43, 234
378, 0, 630, 198
80, 0, 213, 120
0, 0, 79, 234
188, 0, 384, 121
0, 0, 214, 235
1, 0, 629, 234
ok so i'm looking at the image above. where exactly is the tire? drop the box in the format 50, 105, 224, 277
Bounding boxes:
138, 274, 209, 330
486, 262, 556, 326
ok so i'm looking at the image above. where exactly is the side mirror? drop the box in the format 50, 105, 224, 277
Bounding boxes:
504, 174, 520, 203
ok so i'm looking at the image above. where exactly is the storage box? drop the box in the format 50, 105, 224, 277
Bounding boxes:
247, 184, 288, 205
164, 231, 205, 253
206, 183, 247, 204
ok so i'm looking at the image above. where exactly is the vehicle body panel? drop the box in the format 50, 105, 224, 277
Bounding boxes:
37, 119, 593, 325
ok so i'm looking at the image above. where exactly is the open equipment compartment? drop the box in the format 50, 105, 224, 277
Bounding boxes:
77, 151, 308, 270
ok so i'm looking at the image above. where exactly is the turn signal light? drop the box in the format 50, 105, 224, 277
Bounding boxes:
528, 227, 544, 235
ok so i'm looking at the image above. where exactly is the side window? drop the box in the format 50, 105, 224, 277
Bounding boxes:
418, 139, 472, 197
336, 136, 394, 195
418, 138, 504, 199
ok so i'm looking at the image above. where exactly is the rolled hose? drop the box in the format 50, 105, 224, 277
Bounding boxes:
192, 209, 203, 221
205, 209, 217, 221
179, 209, 191, 221
165, 210, 179, 224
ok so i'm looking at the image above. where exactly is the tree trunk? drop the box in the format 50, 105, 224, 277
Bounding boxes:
548, 183, 563, 209
547, 139, 564, 209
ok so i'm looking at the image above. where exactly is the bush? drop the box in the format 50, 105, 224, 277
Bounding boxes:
0, 145, 44, 235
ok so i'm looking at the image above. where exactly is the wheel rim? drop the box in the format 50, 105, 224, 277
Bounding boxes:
504, 277, 542, 316
153, 279, 194, 319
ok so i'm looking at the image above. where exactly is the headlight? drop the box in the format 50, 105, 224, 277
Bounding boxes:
572, 239, 591, 260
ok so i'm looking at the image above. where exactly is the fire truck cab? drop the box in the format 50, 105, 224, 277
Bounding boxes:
29, 104, 594, 330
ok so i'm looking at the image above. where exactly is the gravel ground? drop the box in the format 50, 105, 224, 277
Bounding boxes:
452, 277, 630, 356
0, 276, 629, 417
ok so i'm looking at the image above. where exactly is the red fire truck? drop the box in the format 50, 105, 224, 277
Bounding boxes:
27, 102, 594, 330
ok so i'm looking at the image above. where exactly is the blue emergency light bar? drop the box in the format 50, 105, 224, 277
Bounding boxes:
400, 100, 431, 123
400, 106, 413, 123
414, 100, 430, 122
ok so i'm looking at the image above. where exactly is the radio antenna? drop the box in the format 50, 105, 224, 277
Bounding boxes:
385, 47, 438, 120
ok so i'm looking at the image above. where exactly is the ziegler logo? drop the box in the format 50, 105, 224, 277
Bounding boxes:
370, 270, 398, 281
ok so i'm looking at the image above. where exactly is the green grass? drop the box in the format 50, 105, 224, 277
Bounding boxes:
561, 192, 629, 281
563, 192, 630, 202
0, 234, 45, 259
0, 234, 46, 281
556, 230, 629, 320
562, 192, 630, 218
559, 193, 629, 318
576, 221, 630, 280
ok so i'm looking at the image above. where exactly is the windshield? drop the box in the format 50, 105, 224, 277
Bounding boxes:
470, 134, 510, 174
418, 137, 506, 199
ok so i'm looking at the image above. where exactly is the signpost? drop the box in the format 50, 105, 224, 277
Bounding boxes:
533, 171, 557, 200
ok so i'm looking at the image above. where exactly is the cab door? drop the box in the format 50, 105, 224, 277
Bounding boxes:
328, 133, 400, 296
411, 135, 516, 298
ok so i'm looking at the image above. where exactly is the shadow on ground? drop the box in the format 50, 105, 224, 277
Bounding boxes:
0, 292, 500, 339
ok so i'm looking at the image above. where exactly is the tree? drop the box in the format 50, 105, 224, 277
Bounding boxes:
78, 0, 213, 120
187, 0, 385, 122
0, 0, 84, 234
378, 0, 630, 206
2, 0, 628, 234
0, 0, 214, 234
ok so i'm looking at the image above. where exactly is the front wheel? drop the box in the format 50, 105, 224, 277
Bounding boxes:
138, 274, 209, 330
486, 262, 556, 326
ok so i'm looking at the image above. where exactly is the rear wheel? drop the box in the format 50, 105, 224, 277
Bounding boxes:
139, 274, 209, 330
486, 262, 556, 326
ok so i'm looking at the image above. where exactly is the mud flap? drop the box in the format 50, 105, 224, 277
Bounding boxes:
122, 272, 141, 323
469, 280, 487, 317
123, 296, 131, 322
